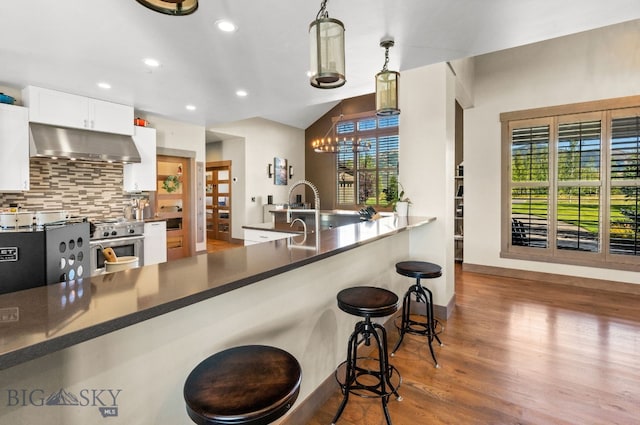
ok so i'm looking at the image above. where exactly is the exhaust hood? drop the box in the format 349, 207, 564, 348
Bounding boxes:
29, 123, 141, 163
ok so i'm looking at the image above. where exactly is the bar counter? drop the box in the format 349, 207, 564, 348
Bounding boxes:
0, 215, 434, 370
0, 215, 435, 424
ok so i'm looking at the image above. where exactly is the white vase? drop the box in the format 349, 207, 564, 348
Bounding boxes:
395, 201, 409, 217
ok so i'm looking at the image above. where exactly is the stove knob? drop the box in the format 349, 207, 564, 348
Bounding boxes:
111, 231, 117, 236
103, 231, 109, 237
129, 229, 135, 234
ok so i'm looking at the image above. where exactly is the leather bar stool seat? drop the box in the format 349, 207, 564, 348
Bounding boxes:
184, 345, 301, 425
332, 286, 402, 425
392, 261, 444, 367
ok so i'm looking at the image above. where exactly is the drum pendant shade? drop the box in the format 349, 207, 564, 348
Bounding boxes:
376, 39, 400, 116
376, 70, 400, 116
136, 0, 198, 16
309, 1, 346, 89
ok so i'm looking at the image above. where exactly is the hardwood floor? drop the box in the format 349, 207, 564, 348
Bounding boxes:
305, 266, 640, 425
206, 238, 243, 253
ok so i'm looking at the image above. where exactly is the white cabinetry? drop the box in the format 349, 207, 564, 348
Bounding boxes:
124, 126, 157, 192
0, 104, 29, 191
23, 86, 133, 135
244, 229, 296, 246
144, 221, 167, 265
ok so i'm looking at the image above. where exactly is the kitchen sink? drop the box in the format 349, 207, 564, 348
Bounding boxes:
272, 209, 365, 232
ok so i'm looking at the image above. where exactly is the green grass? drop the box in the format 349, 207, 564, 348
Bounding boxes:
512, 195, 637, 234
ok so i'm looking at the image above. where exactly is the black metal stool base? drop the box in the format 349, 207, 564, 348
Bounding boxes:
332, 319, 402, 425
392, 280, 443, 368
334, 357, 402, 399
332, 286, 401, 425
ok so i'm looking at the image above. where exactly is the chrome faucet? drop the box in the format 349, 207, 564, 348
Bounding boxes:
290, 217, 307, 235
287, 180, 320, 247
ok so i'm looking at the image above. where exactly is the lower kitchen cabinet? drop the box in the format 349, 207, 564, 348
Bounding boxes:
144, 221, 167, 265
0, 103, 29, 191
244, 229, 296, 246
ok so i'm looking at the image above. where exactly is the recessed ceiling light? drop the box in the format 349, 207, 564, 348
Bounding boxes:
144, 58, 161, 68
97, 82, 111, 89
215, 19, 237, 32
186, 105, 196, 111
236, 90, 248, 97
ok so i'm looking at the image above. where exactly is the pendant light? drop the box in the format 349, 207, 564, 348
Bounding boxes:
376, 39, 400, 116
309, 0, 346, 89
136, 0, 198, 16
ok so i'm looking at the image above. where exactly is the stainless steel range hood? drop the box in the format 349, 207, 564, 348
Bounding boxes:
29, 123, 141, 163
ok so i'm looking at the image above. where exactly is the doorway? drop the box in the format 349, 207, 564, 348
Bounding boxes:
206, 161, 232, 242
155, 155, 192, 260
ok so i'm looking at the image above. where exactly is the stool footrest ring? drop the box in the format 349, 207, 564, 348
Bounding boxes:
334, 357, 402, 399
394, 315, 444, 336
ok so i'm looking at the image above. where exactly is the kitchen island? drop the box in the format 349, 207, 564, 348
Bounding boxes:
0, 215, 435, 424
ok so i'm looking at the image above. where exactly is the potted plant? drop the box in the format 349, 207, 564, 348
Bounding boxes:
389, 183, 411, 216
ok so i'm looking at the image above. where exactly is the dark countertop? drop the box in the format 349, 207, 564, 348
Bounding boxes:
0, 215, 434, 370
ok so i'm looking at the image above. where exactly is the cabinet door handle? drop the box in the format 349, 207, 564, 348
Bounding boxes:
84, 119, 88, 128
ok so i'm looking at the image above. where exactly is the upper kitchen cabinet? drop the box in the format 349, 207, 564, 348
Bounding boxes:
0, 104, 29, 191
22, 86, 134, 135
124, 126, 157, 192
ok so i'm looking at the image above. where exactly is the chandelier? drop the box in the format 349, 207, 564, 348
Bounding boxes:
311, 115, 371, 153
136, 0, 198, 16
309, 0, 346, 89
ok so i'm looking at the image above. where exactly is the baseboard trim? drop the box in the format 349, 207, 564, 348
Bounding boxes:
463, 263, 640, 295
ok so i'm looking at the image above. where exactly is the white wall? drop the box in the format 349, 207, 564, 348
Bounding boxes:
465, 20, 640, 284
209, 118, 305, 236
399, 62, 458, 308
136, 112, 207, 253
221, 137, 246, 240
205, 141, 222, 162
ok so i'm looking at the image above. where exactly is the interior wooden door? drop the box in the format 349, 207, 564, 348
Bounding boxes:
156, 155, 191, 260
206, 161, 231, 242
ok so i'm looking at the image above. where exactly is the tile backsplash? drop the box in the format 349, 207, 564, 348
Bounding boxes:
0, 158, 133, 219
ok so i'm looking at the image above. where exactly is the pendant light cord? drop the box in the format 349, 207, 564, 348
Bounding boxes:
382, 46, 390, 72
317, 0, 329, 20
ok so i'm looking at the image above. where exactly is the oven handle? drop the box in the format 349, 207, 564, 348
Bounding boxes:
90, 235, 145, 247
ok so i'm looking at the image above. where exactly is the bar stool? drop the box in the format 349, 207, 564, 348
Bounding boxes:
392, 261, 444, 368
332, 286, 402, 425
184, 345, 302, 425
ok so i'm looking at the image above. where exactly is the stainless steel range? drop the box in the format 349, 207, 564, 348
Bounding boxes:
0, 218, 90, 295
89, 219, 145, 276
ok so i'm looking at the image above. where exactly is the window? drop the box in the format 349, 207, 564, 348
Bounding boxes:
336, 113, 399, 208
501, 97, 640, 271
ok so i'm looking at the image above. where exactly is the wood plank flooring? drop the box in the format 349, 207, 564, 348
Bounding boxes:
206, 238, 243, 253
305, 266, 640, 425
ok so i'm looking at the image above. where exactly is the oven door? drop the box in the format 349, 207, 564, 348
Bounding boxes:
89, 235, 144, 276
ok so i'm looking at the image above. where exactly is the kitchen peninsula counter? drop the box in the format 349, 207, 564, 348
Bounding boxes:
0, 215, 434, 370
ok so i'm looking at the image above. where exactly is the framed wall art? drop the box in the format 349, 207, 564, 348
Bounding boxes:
274, 157, 288, 185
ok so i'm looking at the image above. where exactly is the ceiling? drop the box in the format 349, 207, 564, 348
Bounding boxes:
2, 1, 640, 131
